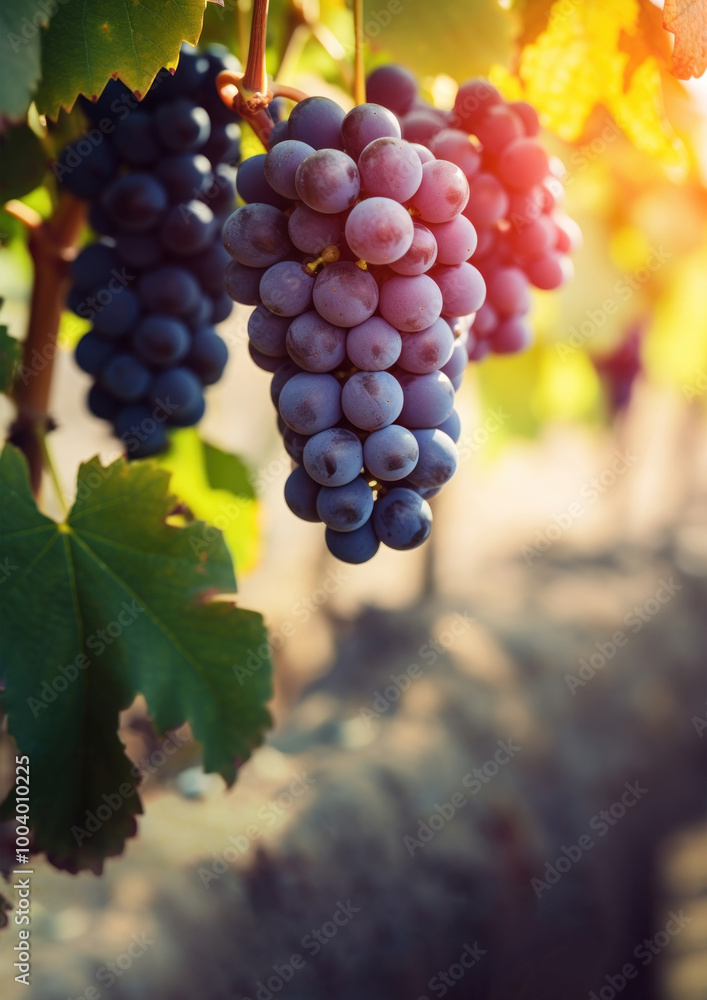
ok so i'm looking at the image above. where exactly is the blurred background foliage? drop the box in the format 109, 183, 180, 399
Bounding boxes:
1, 0, 706, 566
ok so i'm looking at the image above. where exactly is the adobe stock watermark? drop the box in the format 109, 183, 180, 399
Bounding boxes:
565, 577, 683, 694
555, 246, 672, 359
232, 567, 350, 685
71, 267, 136, 324
6, 0, 69, 54
198, 771, 316, 889
27, 600, 145, 718
65, 931, 155, 1000
359, 611, 476, 726
242, 900, 360, 1000
531, 781, 648, 898
116, 397, 179, 456
417, 941, 487, 1000
404, 740, 522, 856
457, 408, 509, 460
691, 702, 707, 738
588, 909, 692, 1000
522, 449, 637, 563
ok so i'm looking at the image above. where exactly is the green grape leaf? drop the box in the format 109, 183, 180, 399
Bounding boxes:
0, 326, 21, 394
0, 446, 271, 873
364, 0, 515, 82
0, 0, 46, 119
0, 124, 48, 204
157, 429, 260, 575
34, 0, 211, 119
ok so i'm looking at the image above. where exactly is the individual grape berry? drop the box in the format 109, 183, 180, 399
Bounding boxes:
437, 408, 461, 443
101, 354, 151, 402
346, 316, 402, 371
378, 274, 443, 332
286, 311, 347, 373
115, 234, 163, 270
406, 429, 458, 488
316, 476, 375, 532
497, 138, 550, 191
312, 262, 379, 327
189, 241, 232, 297
388, 221, 438, 276
452, 78, 503, 132
264, 140, 316, 199
400, 108, 446, 145
525, 252, 573, 290
202, 121, 241, 164
115, 405, 168, 458
288, 205, 346, 255
357, 137, 423, 204
161, 200, 216, 256
269, 120, 290, 148
102, 173, 168, 233
295, 149, 360, 214
287, 96, 346, 150
71, 243, 121, 290
92, 289, 140, 338
397, 317, 455, 374
410, 159, 470, 223
278, 372, 343, 435
132, 315, 191, 367
366, 64, 418, 116
87, 384, 120, 421
341, 371, 404, 431
149, 367, 205, 426
472, 105, 524, 154
250, 342, 288, 373
223, 203, 292, 267
303, 428, 364, 487
284, 466, 322, 522
154, 99, 211, 153
271, 361, 303, 407
397, 371, 455, 428
492, 316, 534, 354
342, 104, 401, 162
259, 261, 315, 316
509, 100, 540, 136
431, 263, 486, 316
113, 113, 160, 166
427, 215, 478, 266
188, 327, 229, 384
373, 487, 433, 550
56, 140, 117, 199
325, 521, 380, 564
486, 267, 531, 316
363, 425, 419, 482
248, 304, 290, 358
235, 153, 290, 209
138, 266, 201, 316
75, 332, 116, 376
462, 173, 509, 229
225, 259, 267, 306
344, 198, 414, 265
428, 129, 481, 177
155, 153, 212, 201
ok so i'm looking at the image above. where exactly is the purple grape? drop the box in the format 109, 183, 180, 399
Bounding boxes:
473, 105, 524, 154
492, 317, 534, 354
388, 221, 438, 276
452, 79, 503, 132
431, 263, 486, 316
101, 354, 151, 402
410, 160, 469, 224
303, 427, 364, 486
155, 153, 212, 201
378, 274, 443, 332
462, 173, 509, 229
149, 367, 205, 425
406, 429, 458, 488
223, 203, 293, 267
366, 65, 418, 116
346, 316, 402, 371
284, 466, 322, 522
225, 259, 266, 305
161, 200, 217, 256
526, 252, 572, 290
286, 311, 347, 372
472, 301, 499, 339
437, 409, 461, 442
373, 487, 432, 550
271, 360, 303, 407
440, 339, 468, 385
248, 304, 290, 357
498, 138, 550, 191
259, 261, 315, 316
132, 315, 190, 367
400, 108, 447, 146
188, 327, 229, 384
154, 99, 210, 153
363, 424, 419, 482
427, 215, 478, 266
269, 120, 290, 148
278, 372, 343, 434
357, 137, 423, 204
428, 129, 481, 177
341, 104, 401, 161
264, 140, 316, 199
397, 371, 455, 428
344, 198, 414, 265
313, 262, 379, 326
341, 371, 404, 430
102, 173, 167, 233
235, 153, 289, 209
397, 317, 454, 374
282, 424, 311, 463
486, 266, 530, 316
75, 333, 116, 376
295, 149, 360, 214
316, 476, 374, 532
509, 101, 541, 136
325, 521, 380, 563
249, 342, 287, 373
288, 96, 346, 150
288, 205, 346, 255
138, 265, 201, 316
410, 143, 435, 165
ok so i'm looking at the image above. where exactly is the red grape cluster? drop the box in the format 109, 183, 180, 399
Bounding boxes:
366, 65, 581, 360
223, 97, 482, 562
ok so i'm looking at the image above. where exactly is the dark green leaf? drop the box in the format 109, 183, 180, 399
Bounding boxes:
34, 0, 210, 119
203, 439, 255, 500
0, 446, 271, 873
0, 0, 46, 119
0, 125, 48, 204
0, 326, 21, 393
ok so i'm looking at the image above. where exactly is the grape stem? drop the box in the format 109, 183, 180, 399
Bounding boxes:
353, 0, 365, 106
6, 194, 87, 497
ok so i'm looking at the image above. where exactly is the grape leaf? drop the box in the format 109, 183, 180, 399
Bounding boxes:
0, 446, 271, 873
0, 0, 47, 119
363, 0, 515, 81
0, 124, 48, 203
0, 326, 21, 393
663, 0, 707, 78
34, 0, 211, 119
157, 429, 260, 575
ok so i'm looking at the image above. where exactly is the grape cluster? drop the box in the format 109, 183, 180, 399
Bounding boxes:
59, 45, 240, 457
223, 97, 481, 563
366, 64, 581, 360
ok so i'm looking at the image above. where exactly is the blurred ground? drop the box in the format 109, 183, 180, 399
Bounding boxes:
1, 307, 706, 999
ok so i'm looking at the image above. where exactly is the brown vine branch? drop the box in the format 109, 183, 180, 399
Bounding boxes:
242, 0, 270, 95
353, 0, 365, 106
8, 193, 87, 497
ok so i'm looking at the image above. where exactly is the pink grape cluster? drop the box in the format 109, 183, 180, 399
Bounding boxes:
222, 96, 483, 562
366, 65, 581, 360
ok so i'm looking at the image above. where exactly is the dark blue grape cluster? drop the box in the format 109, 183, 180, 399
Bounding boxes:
366, 65, 581, 360
222, 96, 481, 563
59, 45, 240, 457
